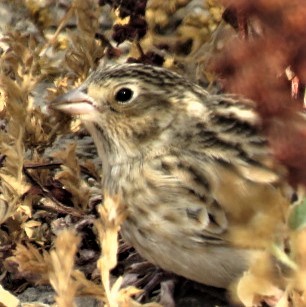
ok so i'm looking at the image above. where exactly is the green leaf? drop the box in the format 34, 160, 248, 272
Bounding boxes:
288, 199, 306, 231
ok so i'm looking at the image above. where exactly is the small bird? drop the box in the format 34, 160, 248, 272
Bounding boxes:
49, 63, 288, 288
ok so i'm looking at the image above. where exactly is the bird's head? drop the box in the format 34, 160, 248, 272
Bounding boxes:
49, 63, 208, 163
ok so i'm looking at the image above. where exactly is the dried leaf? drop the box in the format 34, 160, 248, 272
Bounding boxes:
49, 229, 81, 306
233, 251, 286, 306
53, 143, 91, 209
8, 243, 50, 284
0, 285, 19, 307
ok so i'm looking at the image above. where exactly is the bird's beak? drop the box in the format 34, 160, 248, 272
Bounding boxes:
48, 88, 96, 115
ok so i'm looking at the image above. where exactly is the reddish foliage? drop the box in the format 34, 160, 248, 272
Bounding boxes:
268, 113, 306, 185
127, 51, 165, 66
112, 16, 147, 44
212, 0, 306, 187
99, 0, 148, 46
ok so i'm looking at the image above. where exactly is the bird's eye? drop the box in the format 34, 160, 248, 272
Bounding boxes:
115, 88, 133, 103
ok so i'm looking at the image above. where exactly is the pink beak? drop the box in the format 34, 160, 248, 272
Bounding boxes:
48, 88, 96, 115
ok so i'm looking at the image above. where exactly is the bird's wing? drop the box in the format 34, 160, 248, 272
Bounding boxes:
153, 92, 288, 247
154, 150, 287, 249
185, 93, 282, 184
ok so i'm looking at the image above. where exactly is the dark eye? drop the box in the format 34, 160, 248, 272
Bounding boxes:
115, 88, 133, 103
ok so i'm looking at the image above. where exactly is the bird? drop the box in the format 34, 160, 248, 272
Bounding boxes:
49, 63, 288, 288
